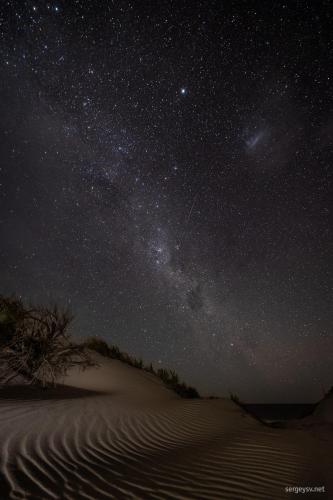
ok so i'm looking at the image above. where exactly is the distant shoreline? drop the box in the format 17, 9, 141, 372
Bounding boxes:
244, 403, 317, 421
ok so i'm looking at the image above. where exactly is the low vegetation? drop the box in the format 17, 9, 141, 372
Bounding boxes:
0, 295, 94, 386
83, 336, 200, 399
0, 294, 200, 398
229, 392, 243, 406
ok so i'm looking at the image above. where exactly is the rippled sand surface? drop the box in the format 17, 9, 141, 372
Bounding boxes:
0, 354, 332, 499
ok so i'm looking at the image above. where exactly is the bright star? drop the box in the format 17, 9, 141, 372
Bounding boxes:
180, 87, 187, 95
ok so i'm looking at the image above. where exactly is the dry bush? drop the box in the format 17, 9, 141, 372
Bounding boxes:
0, 295, 94, 386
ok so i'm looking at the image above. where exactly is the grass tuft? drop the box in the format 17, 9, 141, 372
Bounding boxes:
83, 337, 200, 399
229, 392, 244, 406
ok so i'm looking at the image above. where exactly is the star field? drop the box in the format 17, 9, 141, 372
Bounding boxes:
0, 0, 332, 401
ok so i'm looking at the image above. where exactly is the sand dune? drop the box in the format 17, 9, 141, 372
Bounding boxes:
0, 354, 332, 499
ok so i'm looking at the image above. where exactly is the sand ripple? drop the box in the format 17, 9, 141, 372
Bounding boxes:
1, 391, 330, 499
0, 363, 331, 500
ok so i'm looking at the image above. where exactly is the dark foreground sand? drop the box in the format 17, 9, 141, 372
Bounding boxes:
0, 353, 332, 499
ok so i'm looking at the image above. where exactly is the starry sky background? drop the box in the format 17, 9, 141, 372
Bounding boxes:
0, 0, 332, 402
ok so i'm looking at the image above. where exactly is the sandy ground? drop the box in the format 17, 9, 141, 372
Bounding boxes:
0, 353, 332, 499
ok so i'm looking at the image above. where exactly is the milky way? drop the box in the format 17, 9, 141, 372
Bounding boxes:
0, 1, 332, 401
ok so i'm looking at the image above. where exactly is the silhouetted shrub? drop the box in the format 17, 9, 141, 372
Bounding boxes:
169, 369, 179, 385
157, 368, 170, 383
132, 357, 143, 369
109, 345, 122, 359
172, 382, 200, 399
0, 295, 94, 386
84, 337, 111, 357
182, 386, 200, 398
229, 392, 243, 406
145, 362, 155, 374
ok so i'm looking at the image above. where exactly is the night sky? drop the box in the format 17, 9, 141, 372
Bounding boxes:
0, 1, 332, 402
